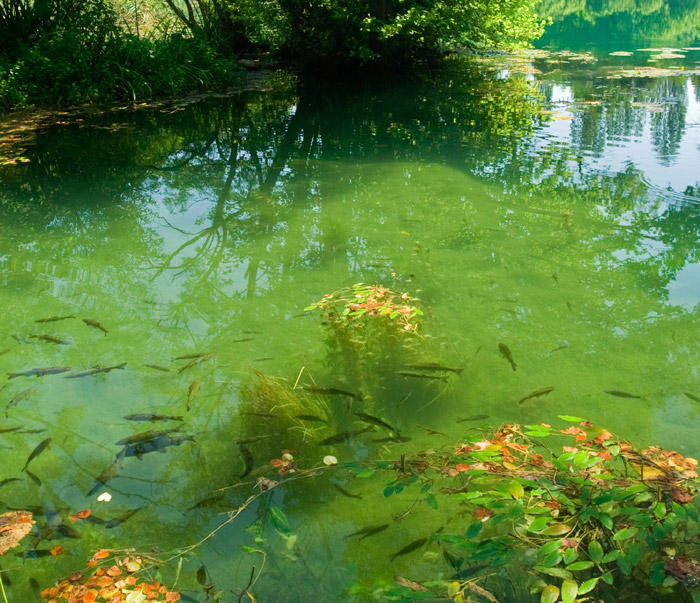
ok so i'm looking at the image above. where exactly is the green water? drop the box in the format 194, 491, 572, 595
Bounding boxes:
2, 22, 700, 603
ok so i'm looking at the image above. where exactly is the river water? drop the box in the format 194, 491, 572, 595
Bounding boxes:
1, 4, 700, 602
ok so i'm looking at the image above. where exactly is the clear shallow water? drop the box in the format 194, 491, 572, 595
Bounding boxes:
1, 39, 700, 602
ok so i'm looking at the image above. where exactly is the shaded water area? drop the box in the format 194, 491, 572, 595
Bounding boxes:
2, 13, 700, 603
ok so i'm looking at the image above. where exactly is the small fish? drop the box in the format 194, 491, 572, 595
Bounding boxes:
354, 412, 396, 432
0, 426, 23, 434
373, 434, 412, 444
604, 390, 642, 399
124, 413, 184, 422
179, 353, 216, 375
684, 392, 700, 403
301, 385, 364, 401
18, 428, 46, 434
0, 477, 20, 488
5, 388, 33, 417
144, 364, 170, 372
416, 425, 447, 437
88, 449, 126, 495
173, 352, 212, 360
187, 377, 201, 410
197, 565, 207, 586
83, 318, 108, 334
11, 334, 30, 344
566, 301, 573, 313
395, 371, 448, 383
187, 492, 226, 511
7, 366, 72, 379
116, 427, 181, 446
30, 334, 69, 345
26, 470, 42, 487
333, 483, 362, 499
64, 363, 127, 379
518, 386, 555, 405
123, 434, 194, 459
457, 414, 489, 423
404, 363, 463, 375
390, 537, 428, 561
552, 273, 559, 284
346, 524, 389, 540
23, 438, 51, 471
319, 427, 373, 446
239, 442, 254, 478
232, 337, 255, 343
550, 344, 569, 353
34, 315, 75, 323
105, 507, 143, 529
498, 343, 517, 371
295, 414, 329, 424
0, 348, 10, 356
253, 357, 274, 362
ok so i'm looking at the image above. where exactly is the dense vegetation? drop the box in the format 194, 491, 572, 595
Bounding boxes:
0, 0, 545, 109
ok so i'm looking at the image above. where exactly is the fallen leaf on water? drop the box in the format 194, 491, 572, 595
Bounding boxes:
68, 509, 92, 521
97, 492, 112, 502
50, 545, 63, 556
393, 576, 428, 592
0, 510, 34, 555
323, 455, 338, 465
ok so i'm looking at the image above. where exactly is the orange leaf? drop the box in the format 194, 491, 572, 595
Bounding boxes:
87, 560, 98, 567
50, 545, 64, 556
95, 577, 114, 587
93, 549, 110, 559
83, 591, 96, 603
106, 565, 122, 577
68, 509, 92, 522
165, 592, 181, 602
455, 463, 471, 472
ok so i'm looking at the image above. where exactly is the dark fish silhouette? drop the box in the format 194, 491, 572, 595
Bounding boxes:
390, 537, 428, 561
498, 343, 517, 371
518, 387, 555, 405
83, 318, 108, 334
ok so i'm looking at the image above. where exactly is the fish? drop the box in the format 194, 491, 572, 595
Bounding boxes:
416, 425, 447, 437
0, 348, 10, 356
187, 492, 226, 511
604, 390, 642, 399
231, 337, 255, 343
105, 507, 143, 529
333, 483, 362, 499
64, 363, 127, 379
550, 344, 569, 353
295, 414, 329, 424
7, 366, 72, 379
115, 427, 181, 446
354, 412, 396, 432
18, 428, 45, 434
83, 318, 108, 334
29, 334, 69, 345
173, 352, 212, 360
0, 477, 20, 488
144, 364, 170, 372
457, 414, 489, 422
346, 524, 389, 540
390, 537, 428, 561
187, 378, 201, 410
26, 470, 42, 487
178, 353, 216, 375
684, 392, 700, 403
124, 413, 184, 422
0, 426, 23, 434
404, 362, 463, 375
123, 434, 194, 459
5, 388, 34, 417
239, 443, 254, 478
301, 385, 364, 401
88, 449, 126, 495
373, 434, 412, 443
319, 427, 373, 446
498, 344, 517, 371
518, 386, 555, 405
34, 315, 75, 323
12, 335, 31, 344
23, 438, 51, 472
253, 357, 274, 362
395, 371, 448, 383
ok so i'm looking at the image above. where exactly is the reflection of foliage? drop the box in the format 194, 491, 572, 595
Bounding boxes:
349, 420, 700, 601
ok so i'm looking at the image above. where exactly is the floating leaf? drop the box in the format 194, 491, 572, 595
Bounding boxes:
558, 416, 585, 422
561, 579, 578, 603
0, 510, 34, 555
509, 480, 524, 499
540, 584, 559, 603
613, 528, 638, 541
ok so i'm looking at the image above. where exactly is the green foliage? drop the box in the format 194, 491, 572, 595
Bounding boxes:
234, 0, 546, 64
354, 420, 700, 600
